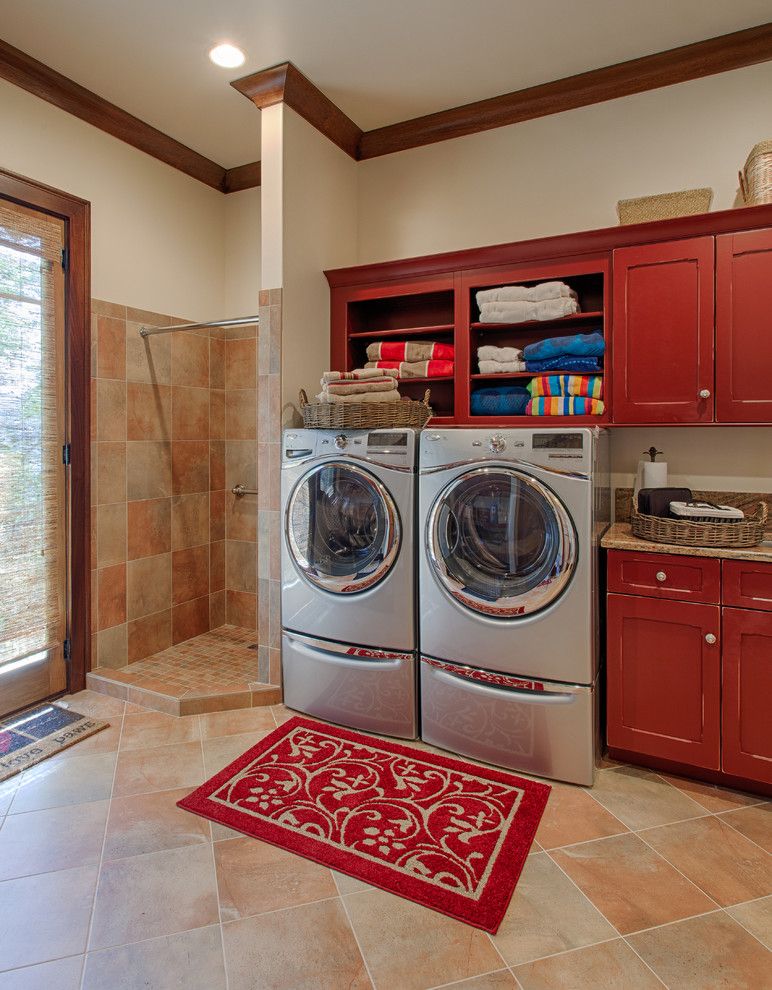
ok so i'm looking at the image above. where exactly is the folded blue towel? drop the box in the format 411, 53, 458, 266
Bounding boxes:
471, 385, 530, 416
525, 356, 601, 373
523, 332, 605, 361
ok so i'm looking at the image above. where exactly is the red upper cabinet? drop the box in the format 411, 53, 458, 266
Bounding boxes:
716, 228, 772, 422
722, 607, 772, 784
612, 238, 715, 424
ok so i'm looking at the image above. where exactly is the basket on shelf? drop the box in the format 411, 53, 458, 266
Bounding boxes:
739, 140, 772, 206
299, 388, 433, 430
631, 496, 768, 549
617, 188, 713, 225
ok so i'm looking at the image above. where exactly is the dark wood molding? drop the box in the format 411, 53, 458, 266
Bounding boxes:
0, 167, 91, 692
223, 160, 262, 194
325, 202, 772, 287
359, 23, 772, 159
232, 61, 362, 159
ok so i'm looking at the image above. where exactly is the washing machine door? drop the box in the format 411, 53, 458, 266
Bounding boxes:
427, 466, 577, 618
286, 461, 401, 594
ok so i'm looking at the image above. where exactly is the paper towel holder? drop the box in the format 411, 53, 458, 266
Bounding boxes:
644, 447, 664, 462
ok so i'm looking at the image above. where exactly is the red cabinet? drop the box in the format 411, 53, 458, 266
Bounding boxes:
722, 607, 772, 784
612, 238, 715, 424
607, 594, 721, 769
607, 549, 720, 604
716, 228, 772, 422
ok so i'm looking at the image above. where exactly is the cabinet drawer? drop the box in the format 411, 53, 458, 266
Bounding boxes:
607, 550, 720, 603
723, 560, 772, 612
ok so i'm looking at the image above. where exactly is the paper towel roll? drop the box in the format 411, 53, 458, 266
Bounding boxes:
642, 461, 668, 488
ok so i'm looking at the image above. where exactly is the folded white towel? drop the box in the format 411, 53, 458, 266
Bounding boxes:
323, 377, 397, 395
321, 369, 384, 383
479, 297, 579, 324
478, 360, 527, 374
477, 345, 523, 363
476, 281, 577, 306
316, 389, 401, 404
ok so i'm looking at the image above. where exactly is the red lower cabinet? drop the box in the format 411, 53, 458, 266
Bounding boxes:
721, 607, 772, 785
607, 594, 721, 769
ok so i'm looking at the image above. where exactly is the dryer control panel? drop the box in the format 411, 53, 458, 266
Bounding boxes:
283, 428, 417, 469
420, 427, 600, 474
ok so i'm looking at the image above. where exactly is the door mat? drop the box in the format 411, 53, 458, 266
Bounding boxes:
0, 702, 108, 782
179, 715, 550, 933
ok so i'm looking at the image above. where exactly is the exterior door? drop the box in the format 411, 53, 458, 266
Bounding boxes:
716, 228, 772, 422
722, 607, 772, 784
612, 237, 715, 423
0, 198, 68, 716
607, 594, 721, 769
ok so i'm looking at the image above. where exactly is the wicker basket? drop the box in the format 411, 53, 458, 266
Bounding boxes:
299, 388, 433, 430
631, 496, 768, 549
617, 188, 713, 225
739, 140, 772, 205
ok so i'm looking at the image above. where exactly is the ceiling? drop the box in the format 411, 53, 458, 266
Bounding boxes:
2, 0, 771, 168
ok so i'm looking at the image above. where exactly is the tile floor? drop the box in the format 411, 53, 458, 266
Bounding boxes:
0, 690, 769, 989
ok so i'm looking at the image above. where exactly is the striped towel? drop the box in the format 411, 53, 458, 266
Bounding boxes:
366, 341, 454, 362
526, 397, 606, 416
322, 369, 385, 383
527, 375, 603, 399
365, 360, 453, 379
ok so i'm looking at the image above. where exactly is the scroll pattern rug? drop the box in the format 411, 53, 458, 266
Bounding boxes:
179, 716, 550, 932
0, 703, 108, 782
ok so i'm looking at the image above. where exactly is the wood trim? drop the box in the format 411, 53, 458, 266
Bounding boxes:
0, 167, 91, 694
325, 202, 772, 287
223, 160, 262, 194
232, 61, 362, 159
359, 23, 772, 159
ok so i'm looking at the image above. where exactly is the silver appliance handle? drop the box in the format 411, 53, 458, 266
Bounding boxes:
432, 667, 577, 705
286, 634, 405, 671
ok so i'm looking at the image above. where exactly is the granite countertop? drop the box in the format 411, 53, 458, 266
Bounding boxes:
602, 523, 772, 563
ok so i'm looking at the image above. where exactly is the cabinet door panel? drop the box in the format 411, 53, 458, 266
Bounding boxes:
722, 607, 772, 784
612, 238, 714, 423
716, 229, 772, 422
607, 594, 721, 768
723, 559, 772, 612
608, 550, 720, 604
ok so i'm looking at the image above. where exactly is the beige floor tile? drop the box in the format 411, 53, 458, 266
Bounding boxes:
83, 925, 226, 990
202, 732, 263, 776
103, 786, 211, 859
0, 865, 97, 971
535, 781, 628, 849
718, 803, 772, 854
89, 843, 219, 950
9, 753, 117, 814
60, 690, 126, 719
222, 898, 370, 990
271, 704, 295, 725
0, 779, 19, 819
491, 852, 615, 967
551, 833, 716, 935
200, 706, 277, 739
344, 886, 502, 990
658, 773, 767, 814
0, 955, 83, 989
588, 766, 707, 830
332, 870, 373, 894
726, 896, 772, 949
120, 710, 201, 750
628, 910, 772, 990
0, 800, 108, 880
433, 972, 517, 990
214, 836, 337, 920
113, 740, 204, 797
512, 938, 663, 989
640, 815, 772, 907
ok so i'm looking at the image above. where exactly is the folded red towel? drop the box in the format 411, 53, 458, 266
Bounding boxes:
366, 341, 455, 362
366, 360, 454, 379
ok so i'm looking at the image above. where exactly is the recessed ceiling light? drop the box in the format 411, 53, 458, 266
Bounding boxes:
209, 43, 246, 69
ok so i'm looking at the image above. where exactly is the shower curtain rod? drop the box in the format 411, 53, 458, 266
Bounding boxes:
138, 315, 259, 338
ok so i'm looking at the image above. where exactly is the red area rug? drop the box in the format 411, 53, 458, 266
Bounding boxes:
179, 716, 549, 932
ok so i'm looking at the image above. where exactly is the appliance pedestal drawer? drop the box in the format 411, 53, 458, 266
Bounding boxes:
420, 657, 597, 786
282, 631, 418, 739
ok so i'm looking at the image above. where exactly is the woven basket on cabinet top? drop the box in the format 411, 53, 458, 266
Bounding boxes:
631, 496, 768, 549
299, 389, 433, 429
739, 140, 772, 206
617, 188, 713, 224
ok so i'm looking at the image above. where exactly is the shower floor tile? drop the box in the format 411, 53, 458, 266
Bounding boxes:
87, 626, 281, 715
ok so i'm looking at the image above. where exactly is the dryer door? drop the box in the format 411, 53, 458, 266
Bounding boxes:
427, 467, 577, 618
286, 461, 401, 594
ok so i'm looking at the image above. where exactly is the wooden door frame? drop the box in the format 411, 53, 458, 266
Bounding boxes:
0, 167, 91, 694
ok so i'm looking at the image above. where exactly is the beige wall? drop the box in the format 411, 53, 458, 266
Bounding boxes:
224, 187, 262, 317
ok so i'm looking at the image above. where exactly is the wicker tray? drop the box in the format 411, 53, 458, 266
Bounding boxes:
631, 497, 768, 548
617, 188, 712, 225
300, 388, 433, 430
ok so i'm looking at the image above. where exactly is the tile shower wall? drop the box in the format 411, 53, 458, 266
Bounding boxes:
90, 300, 225, 668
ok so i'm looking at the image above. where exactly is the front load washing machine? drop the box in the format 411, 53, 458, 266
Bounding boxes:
418, 427, 609, 784
281, 427, 418, 738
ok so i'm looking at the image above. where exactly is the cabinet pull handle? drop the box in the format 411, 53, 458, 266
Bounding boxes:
656, 571, 667, 582
699, 388, 711, 399
705, 633, 717, 645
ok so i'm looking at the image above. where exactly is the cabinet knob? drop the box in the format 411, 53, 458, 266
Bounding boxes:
699, 388, 711, 399
705, 633, 717, 645
656, 571, 667, 583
